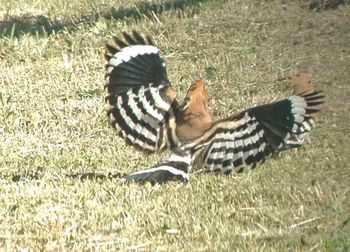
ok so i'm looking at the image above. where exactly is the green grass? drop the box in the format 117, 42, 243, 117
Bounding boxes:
1, 0, 350, 250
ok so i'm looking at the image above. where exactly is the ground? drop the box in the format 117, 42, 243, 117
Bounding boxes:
0, 0, 349, 250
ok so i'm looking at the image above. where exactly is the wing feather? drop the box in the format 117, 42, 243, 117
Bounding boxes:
105, 31, 178, 153
184, 91, 324, 173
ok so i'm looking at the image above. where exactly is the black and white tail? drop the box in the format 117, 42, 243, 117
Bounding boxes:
121, 153, 192, 184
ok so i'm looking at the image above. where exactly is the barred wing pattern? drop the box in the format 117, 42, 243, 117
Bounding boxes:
105, 31, 178, 152
104, 31, 325, 184
185, 91, 324, 174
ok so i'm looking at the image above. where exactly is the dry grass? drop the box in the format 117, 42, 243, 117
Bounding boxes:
0, 0, 349, 250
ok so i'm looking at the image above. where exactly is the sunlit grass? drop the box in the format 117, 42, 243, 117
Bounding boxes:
0, 0, 349, 250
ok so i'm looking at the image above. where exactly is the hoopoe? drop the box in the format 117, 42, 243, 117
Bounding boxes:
104, 31, 325, 184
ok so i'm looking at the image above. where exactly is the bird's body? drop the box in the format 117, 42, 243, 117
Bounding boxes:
104, 31, 324, 183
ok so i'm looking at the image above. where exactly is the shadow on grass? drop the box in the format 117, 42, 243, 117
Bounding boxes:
9, 171, 125, 182
0, 0, 205, 38
66, 172, 126, 181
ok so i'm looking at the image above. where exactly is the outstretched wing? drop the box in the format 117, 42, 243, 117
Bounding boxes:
184, 91, 325, 173
105, 31, 179, 152
121, 153, 192, 184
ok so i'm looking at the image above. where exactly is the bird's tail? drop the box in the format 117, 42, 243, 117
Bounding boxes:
121, 153, 192, 184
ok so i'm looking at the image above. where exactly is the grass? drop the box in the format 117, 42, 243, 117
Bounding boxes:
1, 0, 350, 250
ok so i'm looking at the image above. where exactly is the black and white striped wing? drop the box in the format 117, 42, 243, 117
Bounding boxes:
121, 153, 192, 184
105, 31, 178, 152
184, 91, 325, 173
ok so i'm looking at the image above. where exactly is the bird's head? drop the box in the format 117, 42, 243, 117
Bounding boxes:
181, 80, 210, 115
176, 80, 212, 141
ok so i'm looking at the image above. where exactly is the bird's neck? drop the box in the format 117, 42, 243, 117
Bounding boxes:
176, 100, 213, 141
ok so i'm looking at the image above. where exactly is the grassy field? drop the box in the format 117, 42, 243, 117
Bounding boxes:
1, 0, 350, 250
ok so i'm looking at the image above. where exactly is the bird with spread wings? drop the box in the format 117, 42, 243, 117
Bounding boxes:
104, 31, 324, 184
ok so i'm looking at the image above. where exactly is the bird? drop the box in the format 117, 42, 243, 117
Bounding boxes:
104, 30, 325, 184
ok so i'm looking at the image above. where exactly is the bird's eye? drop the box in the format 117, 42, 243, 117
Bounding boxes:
189, 84, 197, 91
